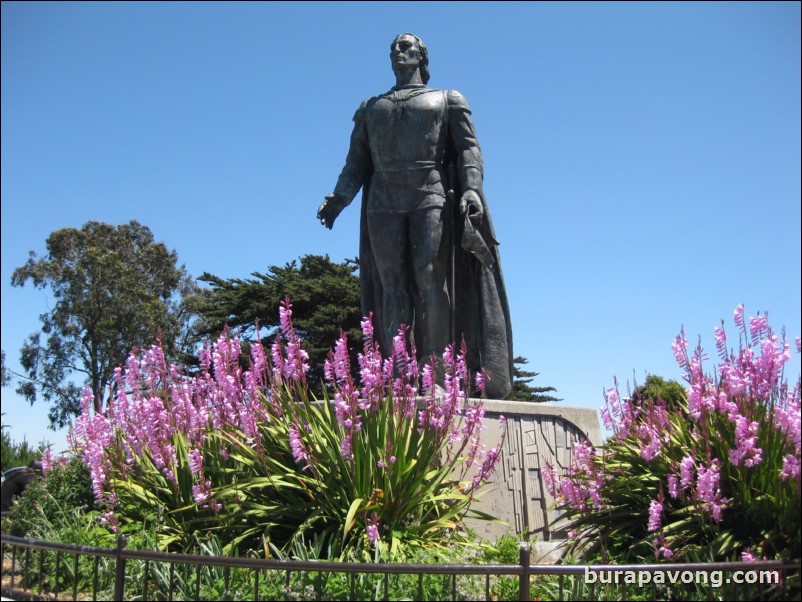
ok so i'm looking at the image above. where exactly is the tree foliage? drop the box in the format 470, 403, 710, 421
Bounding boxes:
1, 349, 10, 388
1, 418, 43, 473
631, 374, 686, 411
506, 356, 561, 402
11, 220, 200, 428
197, 254, 363, 389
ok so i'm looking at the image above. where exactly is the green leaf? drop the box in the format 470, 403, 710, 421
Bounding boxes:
342, 497, 364, 548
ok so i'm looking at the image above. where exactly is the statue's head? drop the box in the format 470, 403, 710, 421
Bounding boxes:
390, 33, 430, 84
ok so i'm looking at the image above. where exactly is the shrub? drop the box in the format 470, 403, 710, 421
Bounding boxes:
71, 300, 506, 560
6, 455, 98, 539
547, 305, 800, 571
0, 425, 44, 473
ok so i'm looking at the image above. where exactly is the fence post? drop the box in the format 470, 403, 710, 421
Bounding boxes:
519, 544, 531, 602
114, 534, 128, 601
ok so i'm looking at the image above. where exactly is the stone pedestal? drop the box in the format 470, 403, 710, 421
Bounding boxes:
464, 400, 602, 543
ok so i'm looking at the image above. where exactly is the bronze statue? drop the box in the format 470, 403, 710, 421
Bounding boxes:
318, 33, 513, 398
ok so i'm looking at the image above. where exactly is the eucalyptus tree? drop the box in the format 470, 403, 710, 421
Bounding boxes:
11, 220, 201, 428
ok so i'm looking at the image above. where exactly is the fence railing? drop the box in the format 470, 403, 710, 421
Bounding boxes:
2, 533, 800, 601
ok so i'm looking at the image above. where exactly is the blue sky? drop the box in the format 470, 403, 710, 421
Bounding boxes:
2, 1, 800, 454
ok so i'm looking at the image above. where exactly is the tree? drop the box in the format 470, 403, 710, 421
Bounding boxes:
1, 349, 10, 388
631, 374, 686, 411
505, 356, 561, 402
197, 254, 363, 390
11, 220, 199, 428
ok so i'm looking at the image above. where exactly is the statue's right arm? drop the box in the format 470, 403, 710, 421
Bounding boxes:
318, 100, 372, 229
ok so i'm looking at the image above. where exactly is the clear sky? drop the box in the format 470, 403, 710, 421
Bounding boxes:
2, 1, 800, 455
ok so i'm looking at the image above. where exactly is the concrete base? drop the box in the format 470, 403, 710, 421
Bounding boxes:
461, 400, 602, 544
531, 540, 568, 564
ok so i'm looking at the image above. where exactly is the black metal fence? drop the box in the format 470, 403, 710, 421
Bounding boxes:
2, 533, 800, 601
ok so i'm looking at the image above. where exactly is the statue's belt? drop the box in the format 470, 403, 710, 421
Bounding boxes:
373, 162, 448, 198
375, 160, 442, 172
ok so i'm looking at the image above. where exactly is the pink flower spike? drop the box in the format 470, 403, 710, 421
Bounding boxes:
366, 517, 380, 547
714, 323, 728, 361
734, 304, 745, 332
279, 298, 293, 339
475, 369, 487, 393
647, 497, 663, 532
672, 328, 689, 370
360, 314, 375, 347
667, 475, 679, 499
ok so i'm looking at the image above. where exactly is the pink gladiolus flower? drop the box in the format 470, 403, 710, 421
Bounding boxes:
749, 313, 769, 345
696, 461, 719, 502
199, 344, 212, 372
360, 314, 375, 345
289, 423, 310, 468
714, 323, 728, 361
680, 455, 695, 490
774, 384, 801, 477
366, 523, 379, 546
734, 304, 745, 334
672, 328, 689, 369
278, 299, 293, 339
40, 448, 54, 475
655, 540, 674, 559
667, 474, 679, 499
543, 464, 560, 498
330, 336, 351, 383
599, 407, 613, 432
192, 482, 211, 505
696, 460, 728, 522
471, 445, 502, 494
475, 369, 487, 393
781, 455, 800, 480
340, 434, 353, 458
189, 448, 203, 475
729, 416, 763, 468
647, 496, 663, 532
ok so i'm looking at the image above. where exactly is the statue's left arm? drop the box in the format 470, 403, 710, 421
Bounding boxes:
447, 90, 485, 222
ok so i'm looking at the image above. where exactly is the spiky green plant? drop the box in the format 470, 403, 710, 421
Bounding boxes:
546, 306, 800, 597
71, 300, 505, 560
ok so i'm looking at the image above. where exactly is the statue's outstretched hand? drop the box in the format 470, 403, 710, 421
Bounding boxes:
459, 190, 484, 224
317, 194, 344, 229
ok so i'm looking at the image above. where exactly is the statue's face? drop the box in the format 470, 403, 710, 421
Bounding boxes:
390, 34, 421, 74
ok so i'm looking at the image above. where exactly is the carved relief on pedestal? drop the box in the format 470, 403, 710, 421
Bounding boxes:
464, 401, 601, 542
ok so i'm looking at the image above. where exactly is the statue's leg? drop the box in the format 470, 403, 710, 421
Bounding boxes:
366, 211, 413, 352
409, 206, 450, 365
